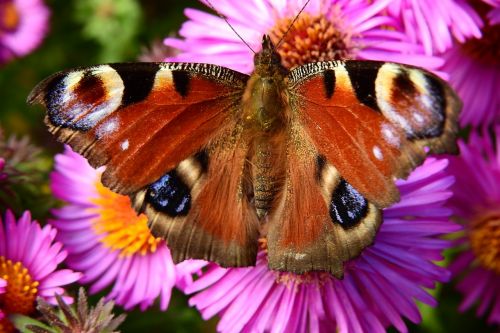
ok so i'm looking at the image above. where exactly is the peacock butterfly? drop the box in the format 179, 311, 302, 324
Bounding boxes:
28, 35, 461, 278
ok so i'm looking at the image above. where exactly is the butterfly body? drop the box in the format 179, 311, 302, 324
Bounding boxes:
29, 35, 461, 277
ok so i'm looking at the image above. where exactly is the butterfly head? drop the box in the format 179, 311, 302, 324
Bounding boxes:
253, 35, 287, 76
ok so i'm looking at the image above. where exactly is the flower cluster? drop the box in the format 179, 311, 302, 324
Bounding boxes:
0, 211, 81, 332
447, 128, 500, 324
163, 0, 500, 331
1, 0, 499, 332
49, 147, 195, 311
184, 158, 458, 333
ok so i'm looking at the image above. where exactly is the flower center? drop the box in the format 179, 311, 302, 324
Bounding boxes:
0, 1, 20, 33
469, 212, 500, 275
269, 11, 355, 70
462, 24, 500, 66
0, 257, 38, 333
90, 178, 162, 257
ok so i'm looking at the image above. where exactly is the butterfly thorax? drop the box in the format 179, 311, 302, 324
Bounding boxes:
241, 36, 290, 219
242, 35, 289, 133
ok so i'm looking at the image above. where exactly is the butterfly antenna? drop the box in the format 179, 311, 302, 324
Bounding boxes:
204, 0, 256, 54
275, 0, 312, 50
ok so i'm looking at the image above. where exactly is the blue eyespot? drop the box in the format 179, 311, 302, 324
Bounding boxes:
146, 170, 191, 217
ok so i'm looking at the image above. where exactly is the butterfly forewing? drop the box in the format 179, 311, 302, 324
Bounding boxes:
28, 62, 248, 194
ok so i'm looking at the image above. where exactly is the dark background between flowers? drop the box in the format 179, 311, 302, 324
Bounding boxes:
0, 0, 496, 332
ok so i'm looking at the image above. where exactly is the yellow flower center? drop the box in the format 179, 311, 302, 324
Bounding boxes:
469, 212, 500, 275
269, 10, 355, 70
0, 257, 38, 333
0, 1, 20, 32
90, 178, 162, 257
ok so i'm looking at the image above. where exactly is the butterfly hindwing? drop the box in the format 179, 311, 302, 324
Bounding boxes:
130, 128, 260, 266
266, 110, 382, 278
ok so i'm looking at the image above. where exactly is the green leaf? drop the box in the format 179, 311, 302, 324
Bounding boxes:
9, 314, 55, 333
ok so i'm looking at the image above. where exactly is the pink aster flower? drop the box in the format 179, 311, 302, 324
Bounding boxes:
0, 210, 81, 332
49, 146, 194, 311
441, 3, 500, 128
165, 0, 444, 74
182, 157, 459, 333
386, 0, 482, 54
447, 127, 500, 324
0, 0, 50, 65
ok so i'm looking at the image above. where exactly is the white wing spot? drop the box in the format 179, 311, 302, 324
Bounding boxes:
121, 139, 129, 151
381, 123, 401, 148
373, 146, 383, 160
413, 112, 424, 124
96, 118, 118, 138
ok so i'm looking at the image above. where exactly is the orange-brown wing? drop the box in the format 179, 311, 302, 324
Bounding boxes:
29, 63, 260, 266
265, 60, 460, 277
130, 124, 260, 267
266, 120, 381, 278
28, 62, 247, 194
287, 60, 460, 208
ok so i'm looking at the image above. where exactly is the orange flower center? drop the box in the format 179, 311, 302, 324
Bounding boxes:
269, 10, 355, 70
469, 212, 500, 275
90, 178, 162, 257
0, 1, 20, 33
0, 257, 38, 333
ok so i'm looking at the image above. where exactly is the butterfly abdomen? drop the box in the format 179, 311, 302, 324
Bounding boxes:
250, 134, 287, 219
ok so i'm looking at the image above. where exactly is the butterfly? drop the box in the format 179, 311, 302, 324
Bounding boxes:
28, 35, 461, 278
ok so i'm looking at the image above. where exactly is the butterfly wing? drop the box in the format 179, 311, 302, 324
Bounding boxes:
29, 63, 260, 266
265, 60, 460, 277
288, 60, 460, 207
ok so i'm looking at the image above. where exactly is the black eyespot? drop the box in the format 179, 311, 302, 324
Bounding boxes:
111, 63, 159, 106
330, 179, 368, 229
172, 70, 190, 98
146, 170, 191, 217
344, 61, 382, 111
323, 70, 335, 99
315, 155, 326, 182
194, 149, 209, 173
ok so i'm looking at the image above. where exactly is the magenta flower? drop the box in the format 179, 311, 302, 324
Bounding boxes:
448, 127, 500, 324
165, 0, 444, 74
0, 0, 50, 65
49, 146, 194, 311
182, 158, 459, 333
0, 210, 81, 332
441, 2, 500, 127
386, 0, 482, 54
